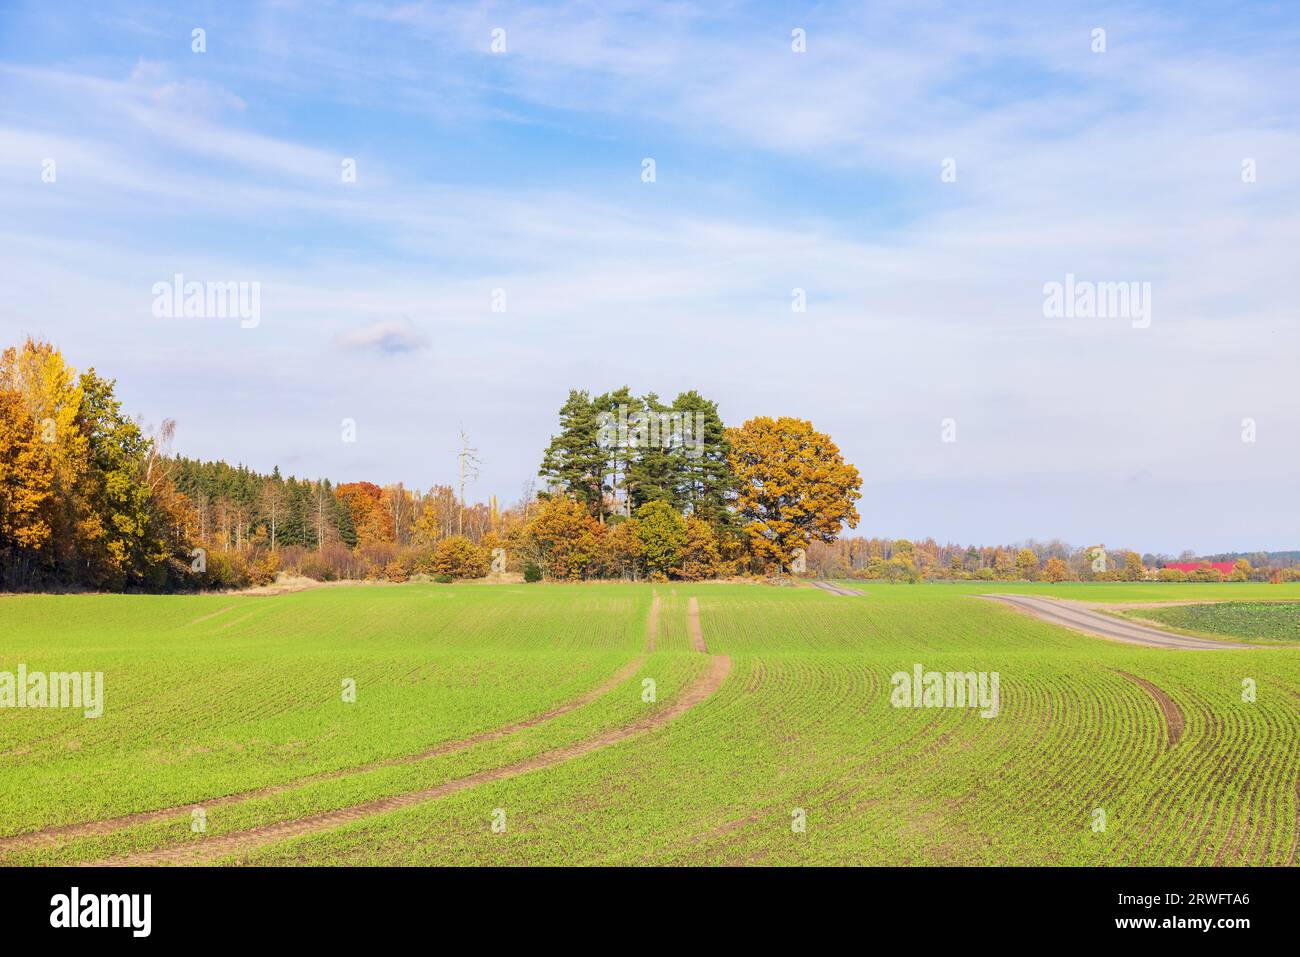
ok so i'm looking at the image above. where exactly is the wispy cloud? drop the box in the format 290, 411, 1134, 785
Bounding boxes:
0, 0, 1297, 550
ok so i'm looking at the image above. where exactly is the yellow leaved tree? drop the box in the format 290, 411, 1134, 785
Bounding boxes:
727, 416, 862, 573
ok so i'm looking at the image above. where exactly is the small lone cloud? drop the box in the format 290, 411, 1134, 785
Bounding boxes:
335, 319, 429, 354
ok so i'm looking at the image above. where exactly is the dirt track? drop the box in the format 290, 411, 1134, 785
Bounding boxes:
1117, 671, 1185, 748
985, 594, 1260, 650
811, 581, 860, 597
101, 654, 732, 866
687, 597, 708, 652
647, 592, 660, 652
1, 596, 665, 856
0, 656, 647, 855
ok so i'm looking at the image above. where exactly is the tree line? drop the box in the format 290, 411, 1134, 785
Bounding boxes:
11, 338, 1281, 593
806, 537, 1297, 583
1, 341, 864, 590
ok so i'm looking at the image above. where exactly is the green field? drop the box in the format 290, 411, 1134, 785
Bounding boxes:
2, 581, 1298, 865
1121, 601, 1300, 645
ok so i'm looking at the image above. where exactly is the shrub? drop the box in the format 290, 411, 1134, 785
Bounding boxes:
201, 550, 250, 590
248, 551, 280, 587
384, 560, 408, 583
296, 552, 337, 581
433, 573, 454, 584
523, 563, 542, 583
432, 535, 490, 579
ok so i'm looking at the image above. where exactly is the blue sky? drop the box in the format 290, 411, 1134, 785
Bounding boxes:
1, 1, 1297, 553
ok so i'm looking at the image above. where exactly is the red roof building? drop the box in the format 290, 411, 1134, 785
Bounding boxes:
1163, 562, 1236, 576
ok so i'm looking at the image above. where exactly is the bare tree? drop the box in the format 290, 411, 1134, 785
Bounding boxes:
385, 483, 410, 546
311, 480, 334, 552
260, 480, 287, 551
455, 428, 481, 536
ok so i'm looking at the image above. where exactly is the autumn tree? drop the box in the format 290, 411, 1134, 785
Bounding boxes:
413, 485, 459, 546
336, 481, 392, 546
603, 518, 643, 580
727, 416, 862, 572
432, 535, 489, 578
525, 494, 604, 580
384, 483, 414, 546
1121, 551, 1145, 581
676, 516, 722, 580
0, 388, 54, 580
1015, 548, 1039, 581
1042, 557, 1070, 582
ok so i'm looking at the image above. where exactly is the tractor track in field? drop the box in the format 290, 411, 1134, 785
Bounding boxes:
1115, 670, 1185, 749
810, 581, 860, 597
0, 598, 666, 857
647, 593, 660, 652
0, 656, 647, 856
984, 594, 1261, 650
99, 654, 733, 866
687, 597, 708, 652
184, 604, 240, 627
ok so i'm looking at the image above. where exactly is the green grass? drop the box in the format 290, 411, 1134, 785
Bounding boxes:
1, 582, 1297, 866
1120, 601, 1300, 645
833, 579, 1300, 602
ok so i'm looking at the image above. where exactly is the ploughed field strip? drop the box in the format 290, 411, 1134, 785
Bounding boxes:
2, 582, 1298, 865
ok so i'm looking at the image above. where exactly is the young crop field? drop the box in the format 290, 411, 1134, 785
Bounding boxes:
1119, 601, 1300, 645
1, 582, 1297, 866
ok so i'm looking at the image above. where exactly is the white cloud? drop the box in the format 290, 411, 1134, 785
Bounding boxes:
1, 0, 1297, 550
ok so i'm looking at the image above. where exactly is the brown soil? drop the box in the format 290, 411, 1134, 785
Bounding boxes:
687, 597, 708, 652
810, 581, 861, 597
1117, 671, 1185, 749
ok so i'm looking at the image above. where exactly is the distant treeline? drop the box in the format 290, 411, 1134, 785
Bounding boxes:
1, 341, 863, 589
807, 538, 1300, 583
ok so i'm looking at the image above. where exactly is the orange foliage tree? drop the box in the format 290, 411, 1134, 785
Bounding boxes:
336, 481, 393, 546
525, 495, 604, 580
727, 416, 862, 573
